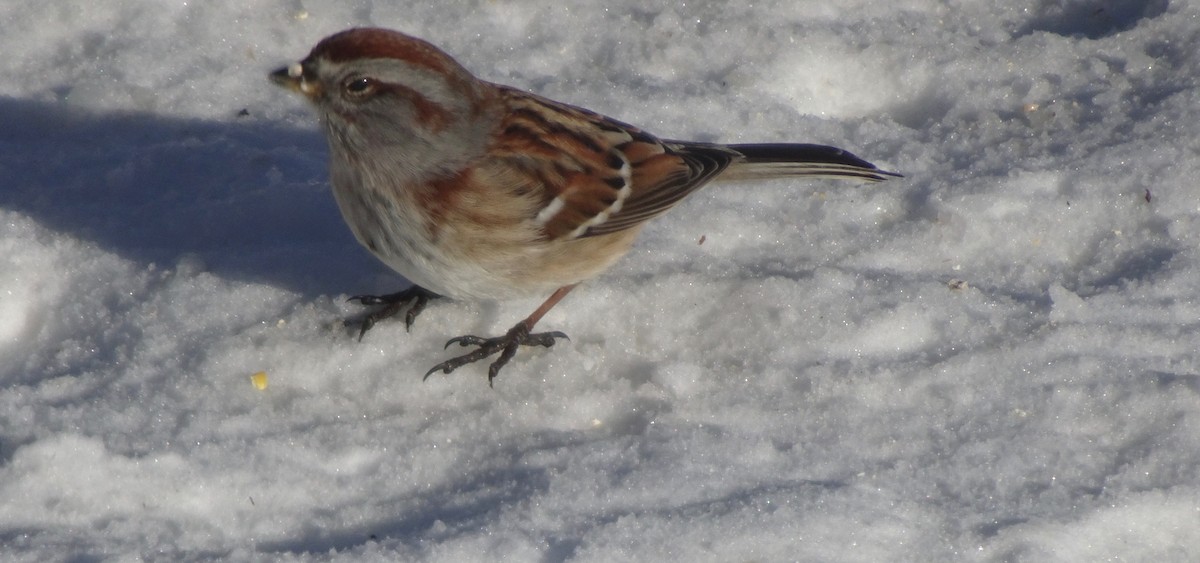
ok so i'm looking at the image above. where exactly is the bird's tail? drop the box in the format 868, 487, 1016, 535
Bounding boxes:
721, 143, 901, 183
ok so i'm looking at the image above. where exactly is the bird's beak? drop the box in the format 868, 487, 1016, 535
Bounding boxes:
269, 62, 319, 97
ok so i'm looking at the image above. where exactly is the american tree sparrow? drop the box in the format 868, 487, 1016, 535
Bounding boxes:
270, 28, 900, 385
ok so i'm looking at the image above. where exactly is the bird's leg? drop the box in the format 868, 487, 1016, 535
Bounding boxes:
348, 285, 441, 340
425, 284, 577, 386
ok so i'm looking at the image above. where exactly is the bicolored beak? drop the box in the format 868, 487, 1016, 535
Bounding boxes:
269, 62, 319, 97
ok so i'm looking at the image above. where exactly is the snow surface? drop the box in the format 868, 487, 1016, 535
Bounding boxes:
2, 0, 1199, 561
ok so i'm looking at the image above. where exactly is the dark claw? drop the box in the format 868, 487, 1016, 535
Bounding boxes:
444, 335, 488, 349
403, 295, 433, 331
530, 331, 569, 346
423, 324, 569, 386
347, 286, 440, 339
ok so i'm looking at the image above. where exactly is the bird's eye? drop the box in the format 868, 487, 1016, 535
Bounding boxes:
344, 77, 377, 97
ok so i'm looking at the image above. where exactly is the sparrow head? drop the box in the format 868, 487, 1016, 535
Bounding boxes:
270, 28, 500, 177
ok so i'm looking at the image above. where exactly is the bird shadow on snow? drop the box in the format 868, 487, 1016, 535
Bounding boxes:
0, 96, 387, 297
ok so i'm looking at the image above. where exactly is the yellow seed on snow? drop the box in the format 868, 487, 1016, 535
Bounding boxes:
251, 371, 268, 390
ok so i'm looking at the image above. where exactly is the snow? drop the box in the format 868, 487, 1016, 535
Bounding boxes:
2, 0, 1199, 560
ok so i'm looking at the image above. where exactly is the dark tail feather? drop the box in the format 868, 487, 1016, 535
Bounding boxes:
724, 143, 901, 182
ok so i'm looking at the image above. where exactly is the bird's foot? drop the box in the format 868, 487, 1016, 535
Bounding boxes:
347, 286, 440, 340
424, 322, 568, 387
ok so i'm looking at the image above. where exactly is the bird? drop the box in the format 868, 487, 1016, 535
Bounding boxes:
269, 27, 899, 385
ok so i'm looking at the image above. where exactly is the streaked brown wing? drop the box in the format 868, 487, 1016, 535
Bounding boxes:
581, 142, 735, 237
487, 87, 636, 240
488, 86, 736, 240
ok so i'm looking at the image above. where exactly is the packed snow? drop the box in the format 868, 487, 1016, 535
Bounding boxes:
2, 0, 1198, 561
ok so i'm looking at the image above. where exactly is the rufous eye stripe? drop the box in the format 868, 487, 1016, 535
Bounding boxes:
375, 82, 453, 131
